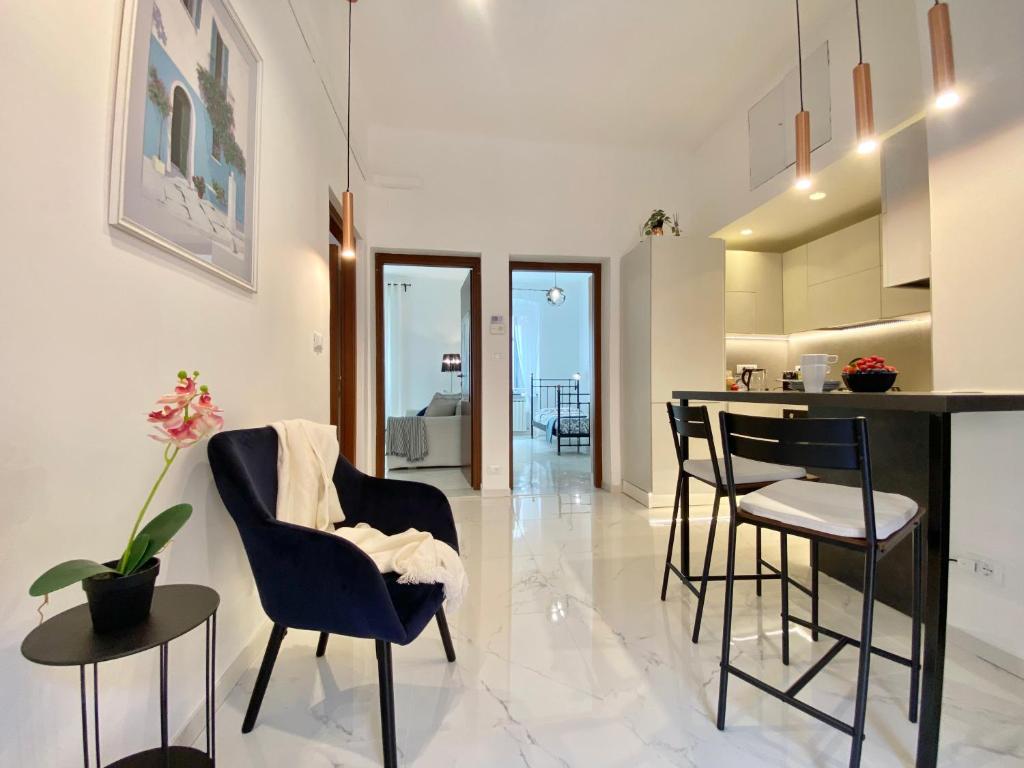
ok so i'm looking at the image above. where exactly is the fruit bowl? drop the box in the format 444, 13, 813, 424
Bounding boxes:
843, 356, 898, 392
842, 371, 898, 392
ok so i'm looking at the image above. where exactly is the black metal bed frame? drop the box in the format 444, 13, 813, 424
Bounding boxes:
529, 373, 591, 455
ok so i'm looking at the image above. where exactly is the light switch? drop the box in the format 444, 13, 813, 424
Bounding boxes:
312, 332, 324, 354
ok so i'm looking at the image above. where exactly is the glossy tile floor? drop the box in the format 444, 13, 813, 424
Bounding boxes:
512, 434, 593, 495
201, 492, 1024, 766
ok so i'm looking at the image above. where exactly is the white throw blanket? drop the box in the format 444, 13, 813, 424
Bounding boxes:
270, 420, 467, 609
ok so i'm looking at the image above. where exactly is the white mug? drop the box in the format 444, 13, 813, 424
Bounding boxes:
801, 353, 838, 368
802, 363, 830, 393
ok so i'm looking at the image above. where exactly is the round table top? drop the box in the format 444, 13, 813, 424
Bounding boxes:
21, 584, 219, 667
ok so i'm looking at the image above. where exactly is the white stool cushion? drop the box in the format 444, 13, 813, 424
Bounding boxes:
683, 456, 807, 486
740, 479, 918, 540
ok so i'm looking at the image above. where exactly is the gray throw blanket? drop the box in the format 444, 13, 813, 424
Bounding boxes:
386, 416, 429, 462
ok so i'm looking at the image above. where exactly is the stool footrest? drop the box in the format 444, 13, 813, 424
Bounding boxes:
785, 615, 914, 668
785, 639, 849, 697
724, 663, 856, 737
759, 560, 813, 597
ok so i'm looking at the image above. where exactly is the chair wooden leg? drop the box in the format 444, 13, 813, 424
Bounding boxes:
660, 469, 683, 600
909, 524, 923, 723
436, 608, 456, 663
691, 491, 722, 643
242, 624, 287, 734
316, 632, 329, 658
375, 640, 398, 768
716, 515, 740, 731
849, 550, 878, 768
780, 534, 790, 666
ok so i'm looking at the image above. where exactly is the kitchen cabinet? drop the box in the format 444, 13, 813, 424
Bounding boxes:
621, 236, 725, 507
808, 266, 883, 328
725, 251, 783, 334
881, 118, 931, 287
782, 245, 809, 333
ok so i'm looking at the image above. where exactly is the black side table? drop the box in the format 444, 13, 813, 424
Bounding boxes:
22, 584, 220, 767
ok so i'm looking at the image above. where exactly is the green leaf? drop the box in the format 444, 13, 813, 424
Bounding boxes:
121, 533, 152, 576
134, 503, 193, 569
30, 560, 117, 597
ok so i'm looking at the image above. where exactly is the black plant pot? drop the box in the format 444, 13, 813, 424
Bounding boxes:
82, 558, 160, 634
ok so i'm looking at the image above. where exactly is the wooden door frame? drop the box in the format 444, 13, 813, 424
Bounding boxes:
508, 261, 603, 490
329, 203, 357, 462
374, 252, 483, 489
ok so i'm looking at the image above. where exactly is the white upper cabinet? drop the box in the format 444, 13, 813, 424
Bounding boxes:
782, 245, 809, 334
725, 251, 783, 335
881, 119, 931, 287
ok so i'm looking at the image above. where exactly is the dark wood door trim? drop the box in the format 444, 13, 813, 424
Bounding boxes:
508, 261, 604, 490
329, 204, 357, 462
374, 252, 483, 489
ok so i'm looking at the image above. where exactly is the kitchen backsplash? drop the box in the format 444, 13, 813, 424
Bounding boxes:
726, 313, 933, 392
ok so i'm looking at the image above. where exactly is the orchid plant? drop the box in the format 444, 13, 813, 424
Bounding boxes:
30, 371, 223, 598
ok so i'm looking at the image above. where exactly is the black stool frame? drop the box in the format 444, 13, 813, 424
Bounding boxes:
716, 412, 924, 768
660, 403, 818, 643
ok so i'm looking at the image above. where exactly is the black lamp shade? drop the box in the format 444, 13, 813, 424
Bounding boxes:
441, 353, 462, 373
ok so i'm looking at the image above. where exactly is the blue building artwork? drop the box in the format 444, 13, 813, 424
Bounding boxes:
111, 0, 259, 291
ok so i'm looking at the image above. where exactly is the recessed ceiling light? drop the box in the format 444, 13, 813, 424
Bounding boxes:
740, 228, 753, 236
809, 191, 827, 201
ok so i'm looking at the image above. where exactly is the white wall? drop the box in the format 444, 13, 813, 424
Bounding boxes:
384, 266, 467, 415
367, 126, 688, 491
512, 271, 592, 387
688, 0, 925, 238
914, 0, 1024, 663
0, 1, 365, 764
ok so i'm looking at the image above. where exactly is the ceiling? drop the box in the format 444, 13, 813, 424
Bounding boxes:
354, 0, 839, 149
713, 148, 883, 252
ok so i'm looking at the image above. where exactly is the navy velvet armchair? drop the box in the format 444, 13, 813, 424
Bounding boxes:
208, 427, 458, 768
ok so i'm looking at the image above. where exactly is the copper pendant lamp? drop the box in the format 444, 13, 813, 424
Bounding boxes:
794, 0, 812, 190
928, 1, 958, 110
341, 0, 358, 259
852, 0, 876, 154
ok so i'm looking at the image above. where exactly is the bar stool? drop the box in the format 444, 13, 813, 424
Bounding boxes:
660, 403, 816, 643
716, 412, 924, 768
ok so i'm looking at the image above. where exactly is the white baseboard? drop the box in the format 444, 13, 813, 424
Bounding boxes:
621, 481, 715, 509
175, 617, 271, 747
481, 487, 512, 498
948, 626, 1024, 681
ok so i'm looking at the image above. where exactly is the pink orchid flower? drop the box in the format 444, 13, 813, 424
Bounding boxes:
158, 376, 197, 406
147, 404, 184, 427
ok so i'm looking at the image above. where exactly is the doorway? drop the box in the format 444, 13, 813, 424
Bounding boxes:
509, 262, 603, 493
375, 253, 482, 492
329, 204, 357, 461
170, 86, 192, 177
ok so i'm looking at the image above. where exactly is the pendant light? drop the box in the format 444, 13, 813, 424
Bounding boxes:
546, 274, 566, 306
793, 0, 812, 190
341, 0, 358, 259
852, 0, 877, 154
928, 1, 959, 110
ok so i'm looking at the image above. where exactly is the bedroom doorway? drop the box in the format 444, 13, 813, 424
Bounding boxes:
375, 253, 482, 493
509, 262, 602, 494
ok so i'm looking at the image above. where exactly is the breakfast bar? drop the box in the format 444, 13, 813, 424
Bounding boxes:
673, 389, 1024, 768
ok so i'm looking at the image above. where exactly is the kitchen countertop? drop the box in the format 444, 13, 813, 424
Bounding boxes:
671, 389, 1024, 413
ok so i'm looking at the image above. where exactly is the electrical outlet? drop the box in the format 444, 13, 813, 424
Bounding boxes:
312, 331, 324, 354
487, 464, 502, 475
951, 552, 1005, 586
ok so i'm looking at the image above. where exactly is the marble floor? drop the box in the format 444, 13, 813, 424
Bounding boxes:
199, 491, 1024, 766
512, 433, 594, 495
385, 466, 476, 497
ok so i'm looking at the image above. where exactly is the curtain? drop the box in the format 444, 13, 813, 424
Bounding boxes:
511, 297, 540, 392
384, 284, 405, 417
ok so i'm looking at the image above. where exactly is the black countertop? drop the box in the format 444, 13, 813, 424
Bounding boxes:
671, 389, 1024, 413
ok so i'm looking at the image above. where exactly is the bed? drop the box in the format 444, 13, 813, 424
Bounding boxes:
530, 374, 592, 454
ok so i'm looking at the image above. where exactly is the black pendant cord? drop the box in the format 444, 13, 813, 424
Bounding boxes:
855, 0, 864, 64
346, 0, 353, 193
796, 0, 805, 111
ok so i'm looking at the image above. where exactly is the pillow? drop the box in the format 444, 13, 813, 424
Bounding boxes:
424, 393, 459, 417
416, 406, 428, 416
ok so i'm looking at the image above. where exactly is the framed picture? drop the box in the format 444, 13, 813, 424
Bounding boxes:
110, 0, 262, 291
